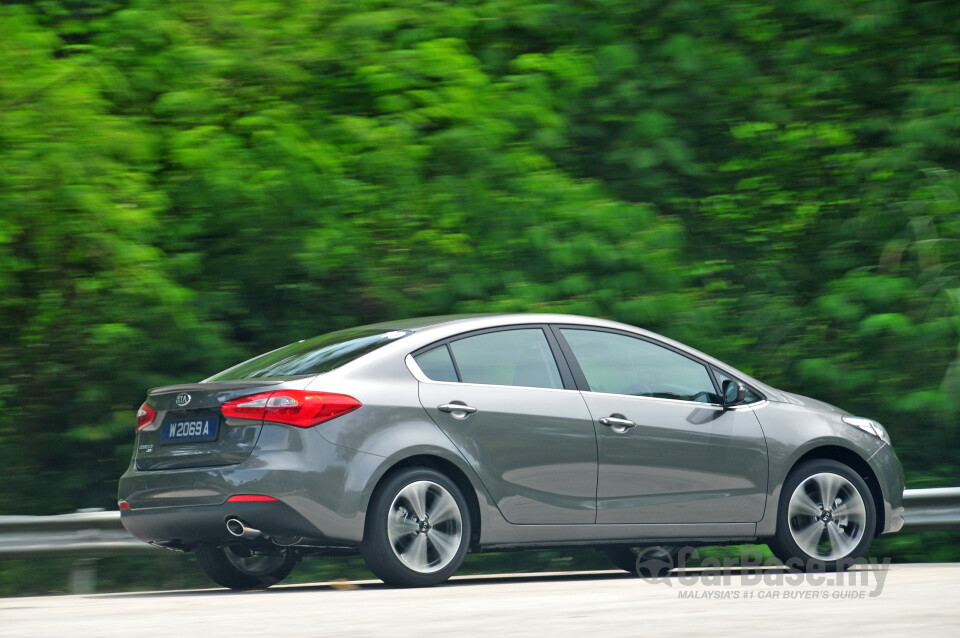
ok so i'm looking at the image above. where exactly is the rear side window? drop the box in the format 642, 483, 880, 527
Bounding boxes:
447, 329, 563, 389
207, 329, 410, 381
414, 346, 459, 382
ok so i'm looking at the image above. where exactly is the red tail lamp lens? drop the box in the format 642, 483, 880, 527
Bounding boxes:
221, 390, 361, 427
136, 402, 156, 430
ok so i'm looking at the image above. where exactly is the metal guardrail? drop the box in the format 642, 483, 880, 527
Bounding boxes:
900, 487, 960, 531
0, 488, 957, 592
0, 510, 164, 594
0, 509, 161, 560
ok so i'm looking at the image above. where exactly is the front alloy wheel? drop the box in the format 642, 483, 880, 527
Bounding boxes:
361, 468, 471, 587
768, 459, 876, 571
787, 472, 868, 561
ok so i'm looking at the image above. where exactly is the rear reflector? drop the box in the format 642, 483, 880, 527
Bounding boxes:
136, 402, 156, 430
118, 501, 130, 510
221, 390, 361, 427
226, 495, 279, 502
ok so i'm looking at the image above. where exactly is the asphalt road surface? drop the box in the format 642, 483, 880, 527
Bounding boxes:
1, 564, 958, 637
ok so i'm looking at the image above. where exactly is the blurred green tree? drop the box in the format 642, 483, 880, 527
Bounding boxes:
0, 0, 958, 518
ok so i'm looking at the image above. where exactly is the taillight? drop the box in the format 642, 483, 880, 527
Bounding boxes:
220, 392, 274, 419
136, 402, 156, 430
221, 390, 361, 428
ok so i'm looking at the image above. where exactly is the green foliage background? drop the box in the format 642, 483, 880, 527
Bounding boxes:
1, 0, 959, 591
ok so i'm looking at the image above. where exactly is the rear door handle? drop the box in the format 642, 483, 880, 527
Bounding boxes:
599, 415, 636, 433
438, 403, 477, 419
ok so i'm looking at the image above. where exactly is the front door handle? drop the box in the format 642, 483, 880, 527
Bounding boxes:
599, 414, 636, 433
438, 403, 478, 419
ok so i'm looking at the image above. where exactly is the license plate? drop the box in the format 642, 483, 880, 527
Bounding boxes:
160, 417, 219, 443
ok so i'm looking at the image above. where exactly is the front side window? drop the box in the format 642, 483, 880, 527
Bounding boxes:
207, 329, 410, 381
560, 328, 717, 403
447, 329, 563, 389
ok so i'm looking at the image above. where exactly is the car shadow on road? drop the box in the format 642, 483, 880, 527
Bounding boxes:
99, 570, 635, 598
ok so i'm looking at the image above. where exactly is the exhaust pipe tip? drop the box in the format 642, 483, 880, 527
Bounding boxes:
225, 518, 244, 537
225, 517, 262, 539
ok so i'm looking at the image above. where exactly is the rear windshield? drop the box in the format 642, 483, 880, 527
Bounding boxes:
206, 329, 410, 381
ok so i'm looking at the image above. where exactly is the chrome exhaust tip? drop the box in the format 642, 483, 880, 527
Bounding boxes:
225, 518, 262, 540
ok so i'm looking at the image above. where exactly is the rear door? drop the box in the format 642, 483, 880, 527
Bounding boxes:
414, 326, 598, 524
555, 326, 768, 524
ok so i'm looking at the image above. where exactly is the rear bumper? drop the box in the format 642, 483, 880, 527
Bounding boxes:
118, 424, 386, 547
120, 500, 324, 549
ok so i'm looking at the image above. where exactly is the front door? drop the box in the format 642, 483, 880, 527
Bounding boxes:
556, 327, 768, 524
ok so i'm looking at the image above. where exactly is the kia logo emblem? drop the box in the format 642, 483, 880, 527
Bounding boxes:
175, 393, 192, 407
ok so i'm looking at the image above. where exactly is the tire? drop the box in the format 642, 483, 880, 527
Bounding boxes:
360, 468, 471, 587
767, 459, 876, 571
603, 545, 679, 577
194, 543, 297, 590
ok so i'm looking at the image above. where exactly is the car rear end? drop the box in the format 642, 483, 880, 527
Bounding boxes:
120, 378, 348, 547
118, 327, 413, 550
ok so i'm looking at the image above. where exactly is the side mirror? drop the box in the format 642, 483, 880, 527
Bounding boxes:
722, 379, 746, 407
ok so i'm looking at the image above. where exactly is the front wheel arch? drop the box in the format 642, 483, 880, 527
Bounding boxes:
768, 458, 877, 569
782, 445, 885, 538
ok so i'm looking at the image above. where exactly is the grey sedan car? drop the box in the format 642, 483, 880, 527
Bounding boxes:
119, 314, 904, 588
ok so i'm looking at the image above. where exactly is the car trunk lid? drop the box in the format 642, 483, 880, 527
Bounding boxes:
135, 380, 285, 471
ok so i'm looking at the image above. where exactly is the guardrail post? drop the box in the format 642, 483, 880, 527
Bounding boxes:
69, 558, 97, 595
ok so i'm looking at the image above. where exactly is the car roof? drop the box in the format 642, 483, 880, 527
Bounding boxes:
360, 312, 626, 333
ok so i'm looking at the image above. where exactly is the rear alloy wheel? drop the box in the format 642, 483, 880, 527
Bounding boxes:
361, 468, 471, 587
195, 543, 297, 590
768, 459, 876, 571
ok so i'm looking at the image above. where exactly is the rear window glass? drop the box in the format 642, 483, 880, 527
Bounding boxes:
207, 329, 410, 381
414, 346, 459, 382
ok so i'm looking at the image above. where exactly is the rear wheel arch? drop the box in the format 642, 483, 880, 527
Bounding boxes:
782, 445, 885, 538
364, 454, 482, 550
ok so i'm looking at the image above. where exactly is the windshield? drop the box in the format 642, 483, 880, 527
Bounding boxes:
206, 329, 410, 381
